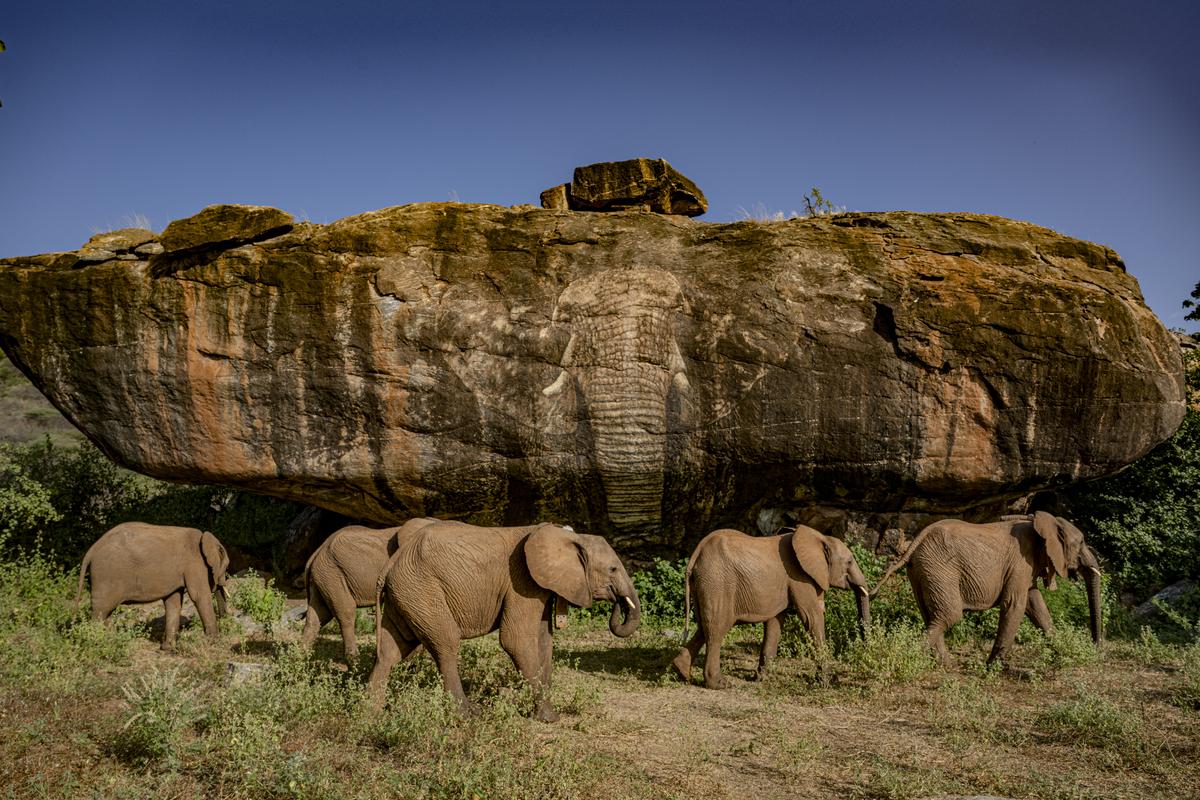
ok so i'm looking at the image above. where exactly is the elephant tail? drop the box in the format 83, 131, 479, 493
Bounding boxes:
871, 524, 936, 597
681, 535, 708, 644
74, 546, 95, 614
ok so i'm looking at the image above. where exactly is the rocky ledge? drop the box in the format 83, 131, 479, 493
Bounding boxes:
0, 203, 1185, 555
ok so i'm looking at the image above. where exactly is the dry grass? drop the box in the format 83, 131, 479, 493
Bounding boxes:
2, 562, 1197, 799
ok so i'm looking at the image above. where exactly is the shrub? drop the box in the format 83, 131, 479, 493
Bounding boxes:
2, 439, 156, 564
111, 668, 199, 768
230, 573, 288, 634
1151, 585, 1200, 644
630, 557, 688, 623
839, 622, 935, 686
1036, 687, 1141, 753
1171, 645, 1200, 711
1024, 625, 1100, 672
0, 444, 61, 550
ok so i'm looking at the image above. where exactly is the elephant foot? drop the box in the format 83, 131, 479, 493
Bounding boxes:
754, 666, 770, 681
534, 704, 561, 723
670, 652, 692, 683
703, 675, 730, 690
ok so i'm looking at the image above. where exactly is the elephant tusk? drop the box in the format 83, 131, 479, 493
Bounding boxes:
542, 370, 568, 397
855, 585, 869, 596
623, 596, 637, 611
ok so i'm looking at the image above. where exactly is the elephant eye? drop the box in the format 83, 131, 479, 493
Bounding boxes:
609, 565, 617, 573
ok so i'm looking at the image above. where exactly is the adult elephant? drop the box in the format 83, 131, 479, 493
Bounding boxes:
76, 522, 230, 651
672, 527, 871, 689
300, 523, 430, 663
368, 520, 640, 722
541, 267, 690, 547
873, 512, 1103, 666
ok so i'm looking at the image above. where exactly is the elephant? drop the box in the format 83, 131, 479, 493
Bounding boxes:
672, 526, 871, 689
872, 511, 1103, 666
541, 267, 690, 547
300, 524, 402, 663
75, 522, 230, 651
368, 519, 640, 722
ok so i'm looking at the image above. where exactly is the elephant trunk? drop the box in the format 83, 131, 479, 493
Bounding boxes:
855, 586, 872, 636
849, 562, 871, 636
215, 584, 228, 618
609, 581, 641, 638
1081, 546, 1103, 644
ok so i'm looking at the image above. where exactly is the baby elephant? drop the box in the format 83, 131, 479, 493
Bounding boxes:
673, 527, 871, 689
873, 511, 1102, 667
300, 523, 405, 662
76, 522, 230, 651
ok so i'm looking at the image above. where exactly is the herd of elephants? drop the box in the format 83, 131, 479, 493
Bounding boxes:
76, 511, 1103, 722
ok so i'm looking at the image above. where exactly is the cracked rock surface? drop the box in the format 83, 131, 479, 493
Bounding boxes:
0, 203, 1184, 556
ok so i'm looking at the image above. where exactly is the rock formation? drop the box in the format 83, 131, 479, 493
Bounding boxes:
0, 203, 1185, 556
540, 158, 708, 216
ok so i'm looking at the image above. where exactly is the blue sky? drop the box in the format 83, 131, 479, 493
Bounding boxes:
2, 0, 1197, 331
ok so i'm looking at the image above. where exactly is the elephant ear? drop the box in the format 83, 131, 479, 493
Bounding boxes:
789, 529, 830, 592
1033, 511, 1067, 578
200, 531, 228, 584
524, 524, 591, 608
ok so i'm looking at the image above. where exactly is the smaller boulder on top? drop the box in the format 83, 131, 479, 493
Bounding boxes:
540, 158, 707, 216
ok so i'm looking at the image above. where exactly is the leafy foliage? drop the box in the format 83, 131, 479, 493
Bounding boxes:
230, 573, 289, 634
801, 186, 843, 217
1184, 279, 1200, 323
0, 437, 304, 570
630, 556, 688, 622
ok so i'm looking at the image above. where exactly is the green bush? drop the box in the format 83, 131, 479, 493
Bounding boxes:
0, 553, 140, 688
839, 622, 935, 686
111, 668, 200, 768
231, 573, 288, 634
1, 439, 156, 564
1024, 626, 1100, 672
0, 437, 305, 572
1171, 645, 1200, 711
630, 557, 688, 623
1036, 688, 1141, 753
0, 444, 61, 550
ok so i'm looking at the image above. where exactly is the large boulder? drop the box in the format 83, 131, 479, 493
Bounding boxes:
541, 158, 708, 216
0, 203, 1185, 556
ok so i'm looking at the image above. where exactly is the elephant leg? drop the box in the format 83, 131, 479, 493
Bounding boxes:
367, 611, 420, 706
161, 589, 183, 651
756, 614, 784, 679
183, 571, 218, 637
793, 595, 826, 652
90, 592, 120, 625
914, 577, 961, 667
988, 592, 1029, 667
500, 618, 558, 723
334, 604, 360, 664
300, 590, 333, 651
672, 629, 705, 683
426, 637, 470, 714
700, 615, 733, 690
1024, 588, 1055, 636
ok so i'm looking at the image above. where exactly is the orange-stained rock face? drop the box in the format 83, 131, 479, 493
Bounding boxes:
0, 203, 1185, 556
